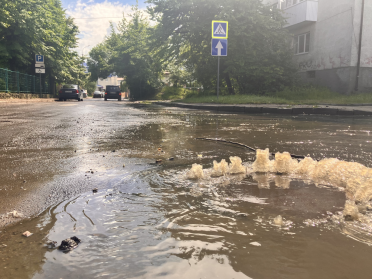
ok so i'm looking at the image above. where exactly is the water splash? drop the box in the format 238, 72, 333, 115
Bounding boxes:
273, 215, 283, 226
343, 200, 360, 221
229, 156, 246, 174
296, 157, 317, 177
252, 148, 273, 173
273, 152, 298, 174
187, 164, 204, 180
210, 159, 229, 177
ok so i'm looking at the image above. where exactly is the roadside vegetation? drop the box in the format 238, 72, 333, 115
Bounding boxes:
155, 87, 195, 100
176, 86, 372, 105
0, 0, 88, 89
88, 0, 296, 100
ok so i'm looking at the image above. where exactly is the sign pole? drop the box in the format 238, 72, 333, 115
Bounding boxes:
40, 72, 41, 96
211, 20, 228, 101
217, 56, 220, 100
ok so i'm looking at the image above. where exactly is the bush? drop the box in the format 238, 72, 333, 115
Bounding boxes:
156, 86, 194, 100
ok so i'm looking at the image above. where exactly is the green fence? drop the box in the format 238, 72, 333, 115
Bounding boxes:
0, 68, 49, 94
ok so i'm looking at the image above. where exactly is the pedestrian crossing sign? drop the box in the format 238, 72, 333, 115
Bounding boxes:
212, 21, 228, 39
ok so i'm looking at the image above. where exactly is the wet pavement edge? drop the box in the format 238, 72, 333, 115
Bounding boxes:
155, 101, 372, 116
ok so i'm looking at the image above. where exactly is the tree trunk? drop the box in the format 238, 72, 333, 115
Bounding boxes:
224, 72, 235, 95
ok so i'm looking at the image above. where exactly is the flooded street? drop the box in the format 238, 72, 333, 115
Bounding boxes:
1, 99, 372, 278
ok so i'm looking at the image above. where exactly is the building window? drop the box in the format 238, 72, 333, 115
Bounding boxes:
294, 32, 310, 54
281, 0, 305, 9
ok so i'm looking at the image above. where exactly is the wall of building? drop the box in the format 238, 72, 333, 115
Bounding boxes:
97, 76, 119, 90
292, 0, 354, 71
288, 0, 372, 93
263, 0, 372, 93
358, 0, 372, 92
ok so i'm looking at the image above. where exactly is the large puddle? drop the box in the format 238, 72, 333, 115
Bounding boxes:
1, 104, 372, 278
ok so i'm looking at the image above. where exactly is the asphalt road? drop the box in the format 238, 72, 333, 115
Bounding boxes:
0, 98, 163, 227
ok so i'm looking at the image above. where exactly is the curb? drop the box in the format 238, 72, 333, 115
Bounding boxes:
154, 102, 372, 116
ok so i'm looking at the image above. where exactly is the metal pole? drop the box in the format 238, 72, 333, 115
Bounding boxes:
217, 56, 220, 100
5, 68, 8, 92
40, 73, 41, 96
355, 0, 365, 92
16, 71, 19, 93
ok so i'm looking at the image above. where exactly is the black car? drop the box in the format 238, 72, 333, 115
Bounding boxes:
59, 84, 83, 101
105, 85, 121, 101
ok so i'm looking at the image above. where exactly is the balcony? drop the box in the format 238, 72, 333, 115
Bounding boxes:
283, 0, 318, 29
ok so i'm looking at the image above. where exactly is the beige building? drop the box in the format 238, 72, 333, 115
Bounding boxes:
96, 75, 120, 90
263, 0, 372, 93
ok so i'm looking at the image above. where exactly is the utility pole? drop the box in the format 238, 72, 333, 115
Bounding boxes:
355, 0, 365, 92
80, 45, 90, 87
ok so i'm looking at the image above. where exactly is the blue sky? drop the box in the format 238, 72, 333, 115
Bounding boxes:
61, 0, 148, 55
61, 0, 146, 9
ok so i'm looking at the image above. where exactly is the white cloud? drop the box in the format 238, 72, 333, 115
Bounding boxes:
66, 0, 135, 57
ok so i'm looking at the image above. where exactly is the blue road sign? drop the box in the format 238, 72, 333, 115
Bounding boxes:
212, 21, 228, 39
35, 55, 44, 63
211, 39, 227, 56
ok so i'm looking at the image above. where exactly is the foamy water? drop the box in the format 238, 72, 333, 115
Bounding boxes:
186, 150, 372, 222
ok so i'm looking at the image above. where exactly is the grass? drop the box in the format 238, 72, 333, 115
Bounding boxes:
175, 86, 372, 105
155, 87, 195, 100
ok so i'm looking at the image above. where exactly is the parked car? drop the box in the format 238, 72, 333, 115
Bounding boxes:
82, 90, 88, 98
93, 91, 103, 98
58, 84, 83, 101
104, 85, 121, 101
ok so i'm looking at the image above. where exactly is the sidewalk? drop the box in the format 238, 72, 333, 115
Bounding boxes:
155, 101, 372, 116
0, 98, 57, 103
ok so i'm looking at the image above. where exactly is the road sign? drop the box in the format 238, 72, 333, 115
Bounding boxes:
211, 39, 227, 56
212, 21, 228, 39
35, 68, 45, 74
35, 64, 45, 68
35, 55, 44, 63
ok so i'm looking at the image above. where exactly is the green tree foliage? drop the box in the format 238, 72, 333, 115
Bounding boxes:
88, 7, 162, 100
81, 78, 96, 96
0, 0, 86, 87
148, 0, 297, 94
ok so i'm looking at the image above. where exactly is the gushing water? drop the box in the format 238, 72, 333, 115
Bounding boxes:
187, 149, 372, 222
187, 163, 204, 179
210, 159, 229, 177
228, 156, 246, 174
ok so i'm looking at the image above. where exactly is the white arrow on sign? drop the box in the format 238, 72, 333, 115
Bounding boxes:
215, 41, 223, 56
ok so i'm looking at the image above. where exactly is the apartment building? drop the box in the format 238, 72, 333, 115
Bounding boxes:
263, 0, 371, 93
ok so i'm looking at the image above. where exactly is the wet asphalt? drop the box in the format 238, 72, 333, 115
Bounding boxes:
0, 98, 164, 227
2, 98, 372, 279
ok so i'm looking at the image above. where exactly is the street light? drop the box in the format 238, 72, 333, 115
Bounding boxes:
82, 45, 91, 57
79, 45, 90, 88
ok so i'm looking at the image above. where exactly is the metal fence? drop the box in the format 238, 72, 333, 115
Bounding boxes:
0, 68, 49, 94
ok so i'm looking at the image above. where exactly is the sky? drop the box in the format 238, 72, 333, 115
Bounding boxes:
61, 0, 147, 57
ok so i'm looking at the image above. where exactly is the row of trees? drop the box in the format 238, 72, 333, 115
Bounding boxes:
88, 0, 297, 99
88, 6, 162, 99
0, 0, 87, 92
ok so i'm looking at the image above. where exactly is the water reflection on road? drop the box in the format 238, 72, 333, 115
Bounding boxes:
1, 102, 372, 279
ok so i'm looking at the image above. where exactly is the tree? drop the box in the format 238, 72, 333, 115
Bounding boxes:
88, 6, 162, 100
147, 0, 297, 95
0, 0, 85, 91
